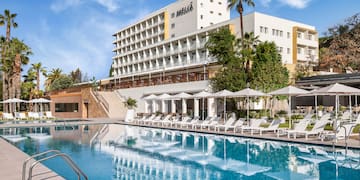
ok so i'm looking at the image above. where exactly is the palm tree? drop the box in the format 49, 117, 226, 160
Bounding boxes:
0, 10, 18, 111
30, 62, 47, 92
45, 68, 63, 91
8, 38, 32, 99
238, 32, 260, 82
228, 0, 255, 41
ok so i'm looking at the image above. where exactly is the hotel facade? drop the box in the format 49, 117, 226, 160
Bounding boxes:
104, 0, 318, 114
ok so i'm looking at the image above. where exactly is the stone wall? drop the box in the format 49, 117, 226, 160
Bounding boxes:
81, 88, 109, 118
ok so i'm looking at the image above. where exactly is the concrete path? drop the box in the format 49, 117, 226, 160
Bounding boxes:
0, 138, 64, 180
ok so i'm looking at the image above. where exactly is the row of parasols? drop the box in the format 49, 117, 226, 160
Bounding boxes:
142, 83, 360, 128
0, 98, 52, 113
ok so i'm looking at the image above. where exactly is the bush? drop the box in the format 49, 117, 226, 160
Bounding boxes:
50, 75, 73, 91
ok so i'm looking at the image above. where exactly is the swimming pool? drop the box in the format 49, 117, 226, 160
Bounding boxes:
1, 124, 360, 179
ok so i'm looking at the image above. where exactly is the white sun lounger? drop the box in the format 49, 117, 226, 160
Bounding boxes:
321, 123, 355, 142
214, 117, 236, 132
251, 119, 282, 135
288, 119, 330, 140
240, 119, 264, 134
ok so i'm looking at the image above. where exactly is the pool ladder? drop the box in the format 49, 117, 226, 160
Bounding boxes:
22, 150, 88, 180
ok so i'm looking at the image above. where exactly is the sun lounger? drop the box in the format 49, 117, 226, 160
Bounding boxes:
2, 112, 15, 120
240, 118, 264, 134
175, 116, 192, 128
288, 119, 330, 140
161, 114, 175, 126
168, 115, 181, 127
153, 114, 172, 125
140, 114, 156, 124
192, 117, 214, 129
214, 117, 236, 132
178, 116, 199, 128
232, 119, 246, 132
321, 123, 355, 142
202, 117, 220, 130
278, 119, 310, 138
251, 119, 282, 135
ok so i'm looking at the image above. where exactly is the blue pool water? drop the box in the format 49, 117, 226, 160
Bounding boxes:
1, 124, 360, 179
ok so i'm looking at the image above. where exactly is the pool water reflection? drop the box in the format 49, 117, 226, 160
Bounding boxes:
1, 124, 359, 179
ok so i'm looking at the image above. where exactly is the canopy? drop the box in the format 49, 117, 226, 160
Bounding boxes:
172, 92, 192, 99
310, 83, 360, 95
269, 86, 309, 129
211, 90, 234, 121
191, 91, 212, 98
143, 94, 158, 100
233, 88, 268, 97
211, 89, 234, 97
269, 85, 309, 96
29, 98, 52, 103
155, 93, 172, 100
1, 98, 28, 103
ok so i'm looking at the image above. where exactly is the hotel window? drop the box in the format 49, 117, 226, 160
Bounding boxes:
308, 49, 313, 55
200, 3, 203, 7
171, 13, 175, 18
279, 47, 283, 53
260, 26, 263, 33
297, 47, 302, 54
210, 0, 213, 2
308, 34, 313, 40
218, 13, 222, 16
218, 2, 222, 5
287, 32, 290, 38
287, 48, 290, 54
264, 27, 268, 34
272, 29, 275, 35
55, 103, 79, 112
171, 34, 175, 38
210, 22, 214, 25
280, 31, 283, 37
171, 23, 175, 29
200, 15, 203, 19
297, 32, 302, 38
210, 11, 214, 14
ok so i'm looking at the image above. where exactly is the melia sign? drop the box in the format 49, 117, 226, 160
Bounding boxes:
176, 2, 193, 17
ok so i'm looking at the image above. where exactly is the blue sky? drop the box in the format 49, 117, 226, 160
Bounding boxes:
0, 0, 359, 82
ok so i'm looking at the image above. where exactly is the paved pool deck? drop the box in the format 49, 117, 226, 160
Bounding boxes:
0, 138, 64, 180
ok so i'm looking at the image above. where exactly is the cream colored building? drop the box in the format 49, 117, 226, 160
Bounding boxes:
107, 0, 318, 113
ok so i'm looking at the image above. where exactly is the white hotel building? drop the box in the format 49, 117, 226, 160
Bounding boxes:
105, 0, 318, 114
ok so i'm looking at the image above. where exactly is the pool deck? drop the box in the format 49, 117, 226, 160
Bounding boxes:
0, 138, 64, 180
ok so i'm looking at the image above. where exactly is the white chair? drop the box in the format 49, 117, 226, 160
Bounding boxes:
2, 112, 15, 120
288, 119, 330, 140
251, 119, 282, 135
322, 124, 355, 142
154, 114, 172, 126
240, 118, 264, 134
283, 119, 310, 138
215, 117, 236, 132
192, 117, 214, 129
202, 117, 220, 130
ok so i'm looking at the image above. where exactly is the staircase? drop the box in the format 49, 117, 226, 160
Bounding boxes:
95, 91, 127, 119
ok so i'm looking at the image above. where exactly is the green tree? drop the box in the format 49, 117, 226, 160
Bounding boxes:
228, 0, 255, 41
251, 42, 289, 92
0, 9, 18, 42
239, 32, 260, 81
21, 69, 36, 100
70, 68, 82, 83
29, 62, 47, 95
124, 97, 137, 109
206, 28, 236, 65
0, 10, 18, 111
45, 68, 62, 91
49, 75, 73, 91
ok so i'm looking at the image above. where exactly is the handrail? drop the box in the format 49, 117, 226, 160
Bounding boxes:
90, 90, 110, 113
28, 153, 88, 180
22, 150, 61, 180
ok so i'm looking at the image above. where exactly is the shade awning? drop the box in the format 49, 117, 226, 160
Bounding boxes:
233, 88, 268, 97
269, 85, 309, 96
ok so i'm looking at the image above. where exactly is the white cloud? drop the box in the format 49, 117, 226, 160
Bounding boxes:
50, 0, 82, 12
259, 0, 272, 7
278, 0, 311, 9
95, 0, 120, 12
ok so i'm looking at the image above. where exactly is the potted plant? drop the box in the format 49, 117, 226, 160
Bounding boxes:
124, 97, 137, 122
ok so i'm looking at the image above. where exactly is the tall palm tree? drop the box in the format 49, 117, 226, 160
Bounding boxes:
30, 62, 47, 92
45, 68, 63, 91
0, 9, 18, 42
228, 0, 255, 41
0, 10, 18, 112
8, 38, 32, 99
238, 32, 260, 82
